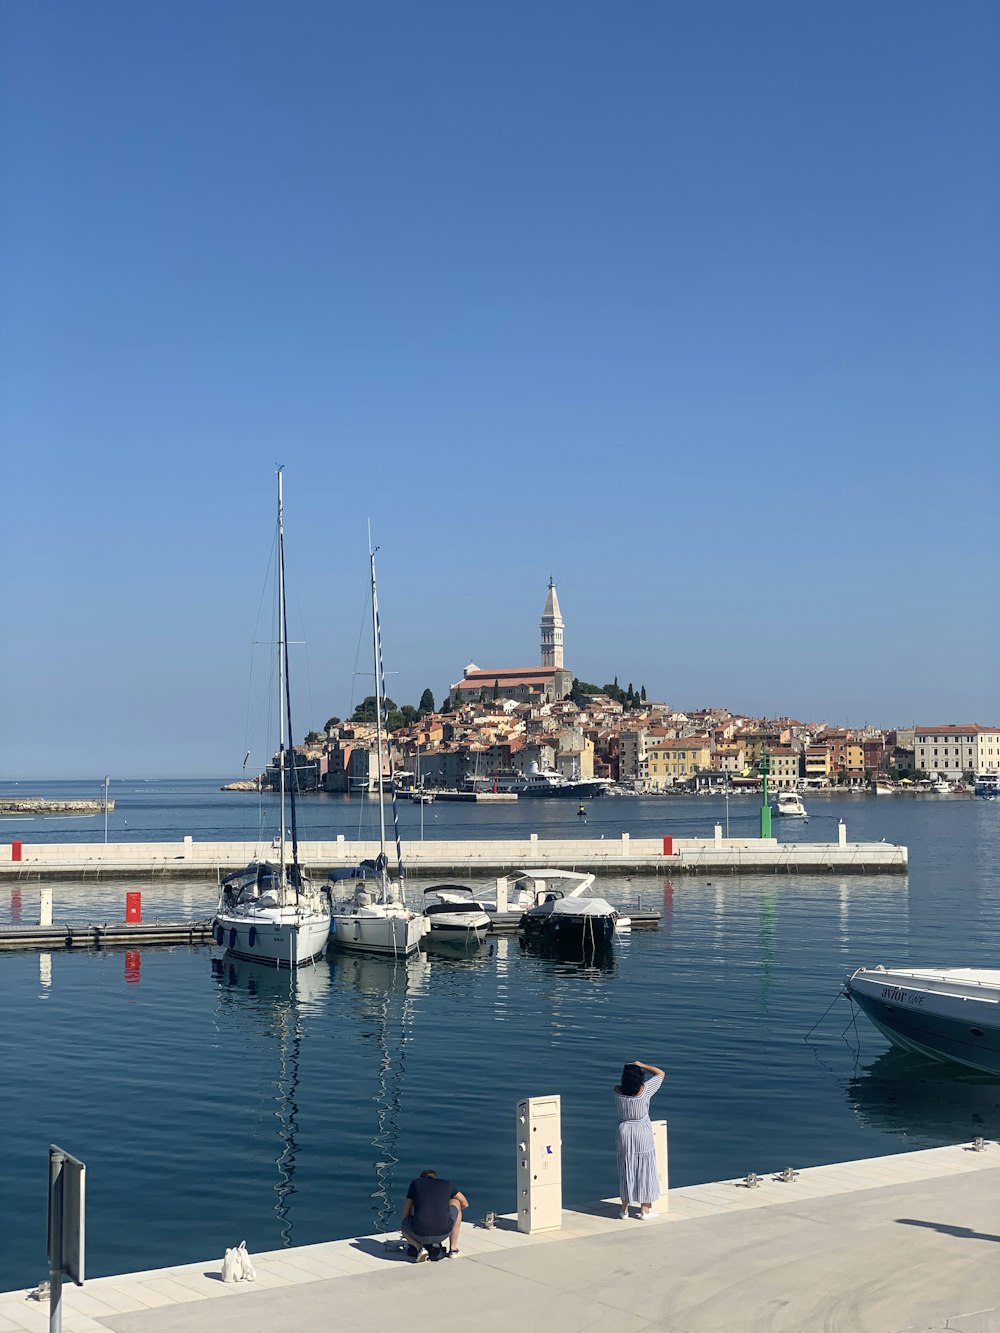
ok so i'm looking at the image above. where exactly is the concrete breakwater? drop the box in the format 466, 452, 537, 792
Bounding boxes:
0, 828, 907, 879
0, 798, 114, 815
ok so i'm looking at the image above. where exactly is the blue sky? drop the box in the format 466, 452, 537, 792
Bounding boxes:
1, 0, 997, 777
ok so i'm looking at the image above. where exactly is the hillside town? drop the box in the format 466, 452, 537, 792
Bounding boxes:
257, 582, 999, 795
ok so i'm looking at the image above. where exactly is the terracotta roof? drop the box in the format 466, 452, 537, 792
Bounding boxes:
915, 724, 999, 734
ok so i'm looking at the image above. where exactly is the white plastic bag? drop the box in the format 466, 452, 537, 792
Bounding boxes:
237, 1241, 256, 1282
220, 1247, 241, 1284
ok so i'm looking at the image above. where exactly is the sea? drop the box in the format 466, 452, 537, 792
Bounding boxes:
1, 778, 999, 1291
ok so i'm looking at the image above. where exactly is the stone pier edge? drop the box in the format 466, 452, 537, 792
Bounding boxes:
0, 1140, 990, 1332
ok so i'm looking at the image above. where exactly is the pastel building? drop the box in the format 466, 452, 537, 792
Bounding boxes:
914, 726, 1000, 779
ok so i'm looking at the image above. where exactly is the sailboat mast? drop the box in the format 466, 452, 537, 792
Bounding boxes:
277, 468, 288, 891
370, 547, 388, 870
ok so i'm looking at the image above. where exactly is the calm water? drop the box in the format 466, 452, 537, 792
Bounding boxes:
2, 780, 999, 1290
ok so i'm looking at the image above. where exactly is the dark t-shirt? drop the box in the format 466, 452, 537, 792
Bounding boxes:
406, 1176, 456, 1236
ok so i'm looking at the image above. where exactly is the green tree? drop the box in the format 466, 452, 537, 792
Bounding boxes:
492, 678, 500, 700
399, 704, 419, 727
418, 688, 435, 715
324, 716, 341, 731
351, 695, 397, 724
304, 731, 322, 744
640, 685, 647, 702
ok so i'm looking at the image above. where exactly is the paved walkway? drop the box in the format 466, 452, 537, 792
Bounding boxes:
3, 1144, 1000, 1333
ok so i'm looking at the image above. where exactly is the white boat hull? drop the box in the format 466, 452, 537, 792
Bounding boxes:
330, 910, 424, 956
214, 905, 330, 968
847, 967, 1000, 1076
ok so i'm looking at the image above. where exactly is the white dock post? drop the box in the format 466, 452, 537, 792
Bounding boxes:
39, 887, 52, 927
183, 835, 193, 859
714, 823, 723, 847
838, 820, 847, 847
495, 876, 509, 912
622, 831, 630, 856
516, 1095, 562, 1233
530, 833, 538, 857
652, 1119, 669, 1210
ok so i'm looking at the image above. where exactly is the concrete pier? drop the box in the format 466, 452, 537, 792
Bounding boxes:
0, 832, 908, 881
2, 1142, 996, 1332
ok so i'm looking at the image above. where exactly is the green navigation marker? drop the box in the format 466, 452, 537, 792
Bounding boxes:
759, 750, 772, 839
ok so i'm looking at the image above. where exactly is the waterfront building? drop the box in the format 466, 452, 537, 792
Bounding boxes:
763, 747, 801, 790
645, 737, 712, 790
914, 725, 1000, 779
738, 726, 791, 763
711, 744, 746, 774
805, 744, 832, 783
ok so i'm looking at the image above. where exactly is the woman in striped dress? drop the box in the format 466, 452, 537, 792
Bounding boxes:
614, 1058, 665, 1219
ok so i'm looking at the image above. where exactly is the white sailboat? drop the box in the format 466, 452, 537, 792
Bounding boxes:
329, 547, 424, 957
214, 469, 331, 968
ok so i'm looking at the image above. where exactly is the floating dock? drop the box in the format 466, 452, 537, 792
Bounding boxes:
0, 828, 907, 881
0, 911, 660, 951
1, 1141, 995, 1332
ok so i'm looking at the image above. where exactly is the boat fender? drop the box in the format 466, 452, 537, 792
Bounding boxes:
248, 926, 256, 948
353, 920, 361, 942
229, 928, 237, 950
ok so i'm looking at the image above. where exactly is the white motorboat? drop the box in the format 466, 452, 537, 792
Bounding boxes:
932, 780, 953, 794
516, 869, 630, 952
846, 966, 1000, 1076
774, 791, 808, 817
214, 470, 331, 969
872, 784, 896, 796
328, 549, 424, 958
421, 885, 491, 943
412, 791, 435, 804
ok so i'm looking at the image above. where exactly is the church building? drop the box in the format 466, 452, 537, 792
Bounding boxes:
449, 579, 574, 706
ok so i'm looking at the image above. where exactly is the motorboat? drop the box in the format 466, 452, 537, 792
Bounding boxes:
774, 791, 808, 817
975, 773, 999, 797
421, 885, 491, 943
327, 550, 424, 959
872, 784, 896, 796
517, 869, 630, 952
846, 966, 1000, 1075
213, 470, 331, 969
932, 780, 953, 794
412, 790, 435, 804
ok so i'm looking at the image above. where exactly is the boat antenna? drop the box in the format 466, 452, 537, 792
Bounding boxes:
369, 540, 405, 899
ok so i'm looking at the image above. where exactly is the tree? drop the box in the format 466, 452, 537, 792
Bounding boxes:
351, 695, 397, 724
399, 704, 418, 727
324, 716, 341, 731
640, 685, 647, 702
418, 688, 435, 715
492, 679, 500, 701
304, 731, 322, 744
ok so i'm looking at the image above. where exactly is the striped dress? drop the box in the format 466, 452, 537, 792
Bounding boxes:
614, 1073, 663, 1204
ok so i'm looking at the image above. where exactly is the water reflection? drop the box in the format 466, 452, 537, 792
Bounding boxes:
848, 1048, 1000, 1147
212, 957, 331, 1244
517, 933, 616, 974
332, 952, 428, 1232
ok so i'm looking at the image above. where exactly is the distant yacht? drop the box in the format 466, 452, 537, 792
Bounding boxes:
494, 762, 610, 799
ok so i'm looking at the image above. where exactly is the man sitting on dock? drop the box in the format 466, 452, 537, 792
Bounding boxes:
401, 1170, 468, 1262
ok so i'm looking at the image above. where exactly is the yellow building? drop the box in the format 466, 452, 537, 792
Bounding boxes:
645, 738, 711, 790
805, 745, 831, 782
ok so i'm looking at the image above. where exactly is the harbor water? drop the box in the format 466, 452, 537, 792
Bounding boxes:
2, 780, 999, 1291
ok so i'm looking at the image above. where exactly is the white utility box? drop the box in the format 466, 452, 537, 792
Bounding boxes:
652, 1119, 669, 1210
516, 1095, 562, 1233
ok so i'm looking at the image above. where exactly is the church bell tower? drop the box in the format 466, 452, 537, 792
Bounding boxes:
540, 577, 564, 669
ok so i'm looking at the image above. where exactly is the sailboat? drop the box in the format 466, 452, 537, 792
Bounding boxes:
329, 547, 425, 957
214, 469, 332, 968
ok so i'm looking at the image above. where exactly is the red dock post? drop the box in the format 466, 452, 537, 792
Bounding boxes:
126, 891, 142, 923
